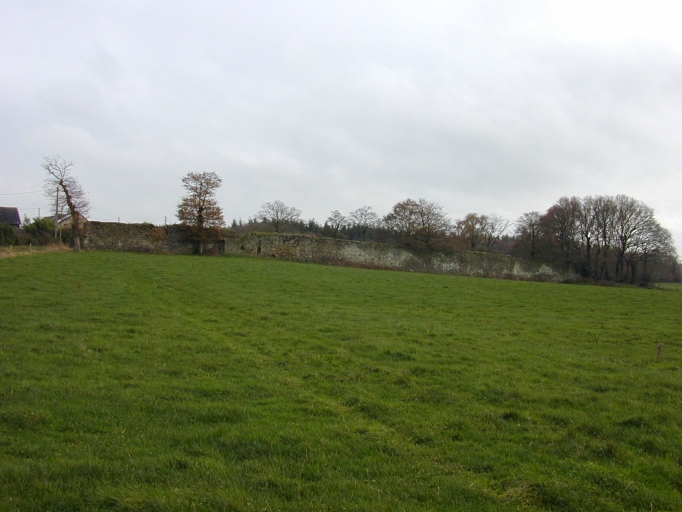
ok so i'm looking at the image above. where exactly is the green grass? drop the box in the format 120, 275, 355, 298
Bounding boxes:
655, 282, 682, 291
1, 251, 681, 511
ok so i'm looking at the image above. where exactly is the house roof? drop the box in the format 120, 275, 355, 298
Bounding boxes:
55, 212, 88, 225
0, 207, 21, 226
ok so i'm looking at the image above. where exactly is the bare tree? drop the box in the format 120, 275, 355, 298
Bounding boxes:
514, 211, 542, 260
177, 171, 224, 253
349, 206, 379, 242
592, 195, 617, 280
42, 156, 90, 251
541, 196, 581, 268
482, 214, 510, 251
612, 194, 655, 282
413, 199, 450, 248
524, 194, 677, 283
257, 200, 302, 232
326, 210, 347, 238
636, 219, 677, 283
574, 196, 598, 277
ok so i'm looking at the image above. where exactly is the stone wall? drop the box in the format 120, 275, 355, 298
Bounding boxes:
83, 222, 567, 281
83, 222, 224, 254
223, 233, 563, 280
83, 222, 188, 253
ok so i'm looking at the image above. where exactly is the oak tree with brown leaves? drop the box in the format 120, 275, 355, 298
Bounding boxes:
177, 171, 224, 253
383, 198, 450, 248
177, 171, 225, 229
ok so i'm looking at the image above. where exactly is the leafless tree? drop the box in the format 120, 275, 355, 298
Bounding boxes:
541, 196, 581, 268
592, 195, 617, 280
634, 217, 676, 283
257, 200, 302, 232
527, 194, 677, 283
514, 211, 542, 260
349, 206, 379, 242
42, 156, 90, 251
573, 196, 598, 277
612, 194, 656, 282
413, 199, 450, 247
326, 210, 347, 238
482, 214, 510, 251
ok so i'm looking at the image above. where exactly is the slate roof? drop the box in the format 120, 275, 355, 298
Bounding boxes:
0, 207, 21, 226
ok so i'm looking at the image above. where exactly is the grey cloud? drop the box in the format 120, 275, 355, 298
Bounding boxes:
1, 1, 681, 247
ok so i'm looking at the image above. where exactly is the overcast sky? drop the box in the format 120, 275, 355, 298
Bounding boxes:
2, 1, 681, 249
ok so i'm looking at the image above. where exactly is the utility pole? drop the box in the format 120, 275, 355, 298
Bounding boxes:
54, 187, 59, 238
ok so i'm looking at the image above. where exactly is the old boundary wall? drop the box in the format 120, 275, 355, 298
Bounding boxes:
83, 221, 565, 281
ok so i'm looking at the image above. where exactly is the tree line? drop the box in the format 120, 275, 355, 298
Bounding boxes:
513, 195, 678, 284
8, 160, 677, 284
176, 171, 677, 283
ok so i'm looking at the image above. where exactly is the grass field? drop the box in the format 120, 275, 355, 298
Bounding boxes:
655, 282, 682, 291
0, 244, 67, 258
1, 251, 681, 511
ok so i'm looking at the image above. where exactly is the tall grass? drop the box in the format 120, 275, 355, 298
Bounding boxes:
0, 242, 68, 258
0, 251, 680, 510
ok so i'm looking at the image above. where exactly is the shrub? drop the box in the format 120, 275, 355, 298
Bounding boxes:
0, 224, 18, 246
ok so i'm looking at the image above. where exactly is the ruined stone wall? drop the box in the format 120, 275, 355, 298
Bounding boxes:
223, 233, 425, 270
83, 222, 191, 253
83, 222, 567, 281
224, 233, 565, 280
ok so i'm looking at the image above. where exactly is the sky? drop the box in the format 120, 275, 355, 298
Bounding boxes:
2, 0, 682, 250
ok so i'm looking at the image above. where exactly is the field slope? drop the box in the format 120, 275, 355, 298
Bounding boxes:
0, 251, 681, 511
